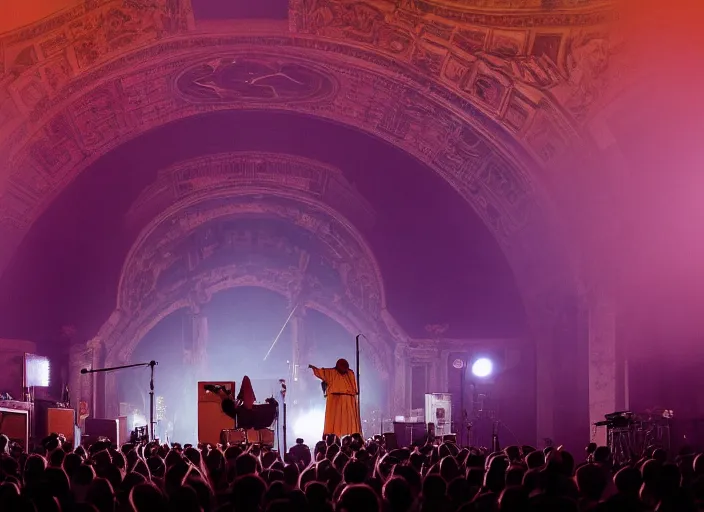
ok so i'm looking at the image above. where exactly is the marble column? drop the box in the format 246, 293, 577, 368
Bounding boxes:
289, 310, 302, 404
438, 350, 451, 393
393, 342, 408, 415
87, 338, 105, 419
525, 301, 557, 448
183, 308, 208, 439
190, 311, 209, 373
588, 287, 618, 446
69, 342, 94, 428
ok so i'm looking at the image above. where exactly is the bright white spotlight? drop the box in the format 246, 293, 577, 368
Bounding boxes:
471, 358, 493, 378
293, 409, 325, 444
25, 354, 50, 387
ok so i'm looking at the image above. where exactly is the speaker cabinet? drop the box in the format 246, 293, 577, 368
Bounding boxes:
198, 381, 235, 446
393, 421, 426, 447
220, 429, 247, 445
0, 407, 29, 450
117, 416, 128, 445
258, 428, 275, 446
47, 408, 75, 444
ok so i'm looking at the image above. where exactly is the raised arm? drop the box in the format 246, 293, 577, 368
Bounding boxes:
309, 364, 335, 382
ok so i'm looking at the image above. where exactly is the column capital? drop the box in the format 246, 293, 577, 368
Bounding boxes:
187, 284, 211, 313
406, 342, 440, 363
86, 338, 103, 351
394, 341, 408, 358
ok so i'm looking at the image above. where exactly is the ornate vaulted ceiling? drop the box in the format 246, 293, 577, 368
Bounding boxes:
0, 0, 626, 345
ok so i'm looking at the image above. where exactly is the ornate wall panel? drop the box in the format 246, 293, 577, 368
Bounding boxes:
289, 0, 616, 124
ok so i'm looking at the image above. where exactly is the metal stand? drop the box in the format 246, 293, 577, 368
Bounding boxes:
148, 361, 156, 441
356, 334, 363, 435
80, 360, 158, 442
280, 379, 287, 456
283, 403, 287, 455
459, 362, 466, 446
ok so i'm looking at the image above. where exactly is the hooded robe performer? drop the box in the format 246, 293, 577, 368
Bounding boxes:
309, 359, 361, 437
206, 376, 263, 429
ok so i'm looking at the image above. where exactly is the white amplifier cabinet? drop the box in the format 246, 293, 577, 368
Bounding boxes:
425, 393, 452, 437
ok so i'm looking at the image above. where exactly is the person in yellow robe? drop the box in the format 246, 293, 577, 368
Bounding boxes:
309, 359, 361, 438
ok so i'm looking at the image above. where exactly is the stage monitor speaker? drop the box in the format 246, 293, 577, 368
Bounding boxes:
47, 408, 75, 444
0, 407, 29, 450
382, 432, 398, 450
198, 381, 235, 446
393, 421, 426, 447
85, 418, 119, 445
443, 434, 457, 444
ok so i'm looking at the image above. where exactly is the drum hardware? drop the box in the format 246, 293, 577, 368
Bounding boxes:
594, 409, 672, 466
220, 428, 275, 446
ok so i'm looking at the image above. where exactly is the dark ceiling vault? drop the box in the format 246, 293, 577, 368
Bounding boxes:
0, 110, 526, 343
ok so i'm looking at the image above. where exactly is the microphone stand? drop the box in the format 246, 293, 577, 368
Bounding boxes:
81, 361, 158, 442
355, 334, 362, 435
280, 380, 287, 457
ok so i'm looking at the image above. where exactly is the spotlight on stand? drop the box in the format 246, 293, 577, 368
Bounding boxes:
471, 358, 494, 378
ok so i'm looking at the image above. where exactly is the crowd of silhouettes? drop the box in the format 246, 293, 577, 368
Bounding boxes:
1, 430, 704, 511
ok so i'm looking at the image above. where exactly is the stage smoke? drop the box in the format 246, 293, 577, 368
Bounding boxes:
293, 408, 325, 444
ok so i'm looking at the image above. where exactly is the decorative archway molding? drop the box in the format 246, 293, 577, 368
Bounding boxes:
117, 152, 384, 314
97, 258, 395, 420
0, 31, 577, 289
76, 152, 405, 418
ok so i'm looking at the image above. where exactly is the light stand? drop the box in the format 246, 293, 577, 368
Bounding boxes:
459, 362, 466, 446
355, 334, 362, 435
280, 379, 287, 456
81, 360, 158, 442
148, 361, 156, 441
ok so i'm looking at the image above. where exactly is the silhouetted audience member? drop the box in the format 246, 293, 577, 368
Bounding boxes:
3, 424, 704, 512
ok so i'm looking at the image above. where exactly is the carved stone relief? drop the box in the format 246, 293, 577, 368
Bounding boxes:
290, 0, 615, 127
175, 57, 337, 104
0, 35, 567, 294
120, 196, 385, 324
128, 152, 375, 241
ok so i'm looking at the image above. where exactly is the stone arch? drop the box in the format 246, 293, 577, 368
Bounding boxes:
116, 152, 386, 315
100, 261, 392, 420
91, 152, 399, 418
